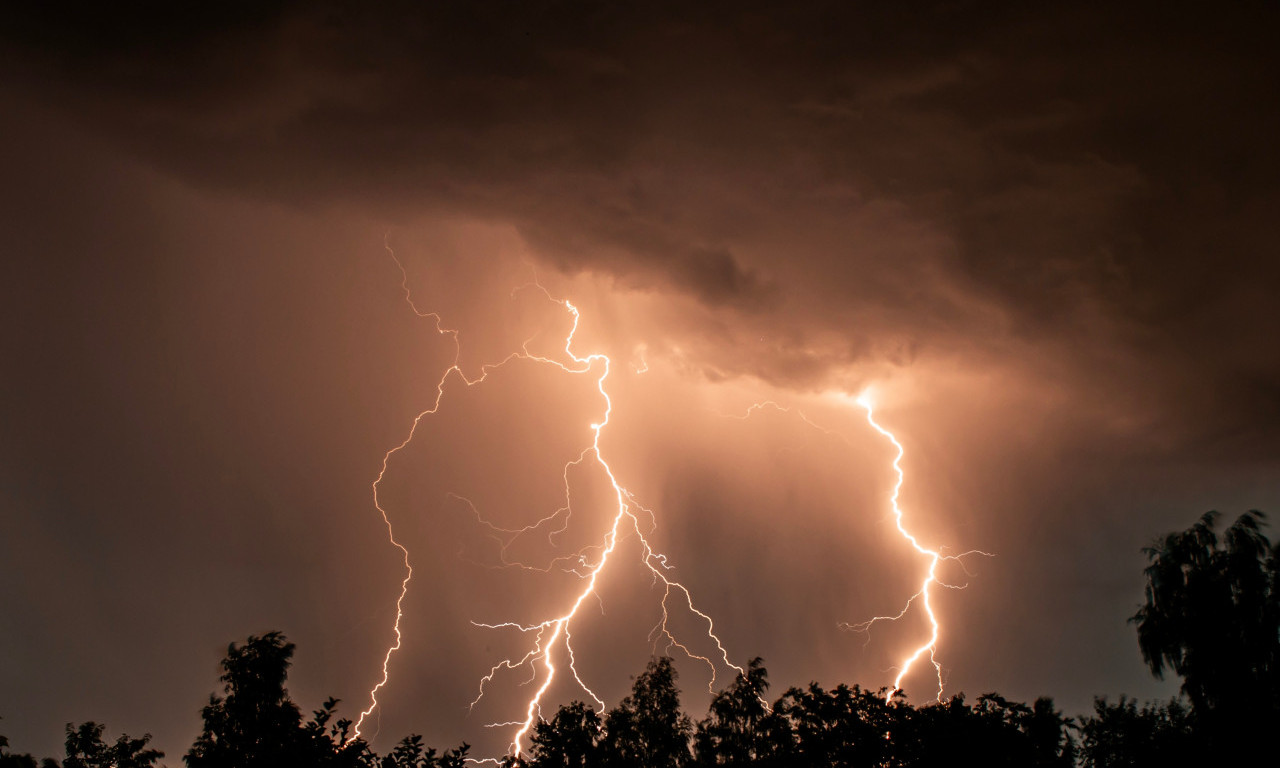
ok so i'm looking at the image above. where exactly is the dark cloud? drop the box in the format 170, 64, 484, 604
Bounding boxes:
6, 2, 1277, 331
6, 3, 1274, 423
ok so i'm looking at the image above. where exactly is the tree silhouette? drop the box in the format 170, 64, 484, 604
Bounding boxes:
1022, 697, 1077, 767
775, 683, 900, 768
0, 729, 40, 768
303, 697, 377, 768
1130, 510, 1280, 744
522, 701, 602, 768
1077, 696, 1201, 768
60, 723, 163, 768
378, 734, 469, 768
599, 657, 691, 768
183, 631, 467, 768
693, 658, 792, 767
965, 694, 1073, 768
186, 631, 310, 768
16, 618, 1269, 767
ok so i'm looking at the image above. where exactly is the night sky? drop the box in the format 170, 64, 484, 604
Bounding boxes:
3, 2, 1279, 762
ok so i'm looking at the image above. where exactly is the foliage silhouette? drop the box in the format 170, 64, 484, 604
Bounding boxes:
511, 663, 1078, 768
377, 733, 470, 768
597, 657, 692, 768
692, 658, 792, 767
1130, 510, 1280, 746
61, 723, 163, 768
775, 682, 902, 767
380, 733, 469, 768
185, 631, 312, 768
0, 729, 39, 768
184, 632, 467, 768
1077, 696, 1201, 768
516, 701, 602, 768
1, 722, 158, 768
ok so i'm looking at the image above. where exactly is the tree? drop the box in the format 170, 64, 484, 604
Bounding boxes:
525, 701, 602, 768
693, 659, 793, 767
880, 692, 1074, 768
379, 735, 469, 768
185, 631, 466, 768
599, 657, 691, 768
1130, 510, 1280, 742
184, 631, 395, 768
303, 698, 375, 768
1021, 697, 1077, 767
774, 683, 900, 768
186, 631, 310, 768
61, 723, 162, 768
1077, 696, 1201, 768
0, 729, 39, 768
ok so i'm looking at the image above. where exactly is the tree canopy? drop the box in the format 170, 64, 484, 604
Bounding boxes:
1130, 510, 1280, 746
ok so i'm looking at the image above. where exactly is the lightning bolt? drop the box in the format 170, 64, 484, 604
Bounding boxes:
470, 292, 740, 757
843, 391, 991, 702
352, 240, 460, 741
727, 393, 989, 704
354, 242, 741, 757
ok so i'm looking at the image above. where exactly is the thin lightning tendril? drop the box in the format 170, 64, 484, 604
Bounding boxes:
354, 242, 741, 757
353, 242, 545, 740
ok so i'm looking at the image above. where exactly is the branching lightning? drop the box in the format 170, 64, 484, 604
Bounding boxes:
354, 240, 989, 757
842, 392, 991, 702
354, 243, 741, 757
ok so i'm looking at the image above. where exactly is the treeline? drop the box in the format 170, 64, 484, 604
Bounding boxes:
0, 631, 469, 768
1, 509, 1274, 767
511, 656, 1209, 768
0, 635, 1200, 768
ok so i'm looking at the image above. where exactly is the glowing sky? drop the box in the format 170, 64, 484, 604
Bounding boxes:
3, 2, 1279, 761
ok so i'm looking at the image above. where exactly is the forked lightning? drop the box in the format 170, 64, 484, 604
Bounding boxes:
353, 245, 740, 758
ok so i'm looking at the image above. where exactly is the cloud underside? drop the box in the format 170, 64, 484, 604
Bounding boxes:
3, 0, 1278, 455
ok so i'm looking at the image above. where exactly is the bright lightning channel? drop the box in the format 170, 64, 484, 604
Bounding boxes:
353, 244, 741, 758
729, 394, 989, 703
844, 391, 991, 702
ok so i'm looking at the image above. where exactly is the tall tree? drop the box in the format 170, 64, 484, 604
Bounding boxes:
1130, 510, 1280, 741
186, 631, 308, 768
525, 701, 602, 768
599, 657, 691, 768
185, 631, 390, 768
185, 631, 466, 768
693, 658, 792, 767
